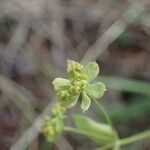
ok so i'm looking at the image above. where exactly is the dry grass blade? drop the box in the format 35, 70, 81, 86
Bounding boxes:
10, 97, 73, 150
81, 0, 149, 64
0, 75, 37, 122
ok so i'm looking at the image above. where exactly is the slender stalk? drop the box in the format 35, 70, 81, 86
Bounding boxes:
92, 98, 119, 141
120, 130, 150, 146
93, 98, 112, 126
94, 130, 150, 150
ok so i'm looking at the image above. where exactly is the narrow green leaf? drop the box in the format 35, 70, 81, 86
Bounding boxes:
86, 82, 106, 99
81, 91, 91, 112
83, 61, 99, 81
99, 76, 150, 96
73, 115, 116, 145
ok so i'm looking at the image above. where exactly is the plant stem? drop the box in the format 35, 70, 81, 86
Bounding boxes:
94, 130, 150, 150
120, 130, 150, 146
92, 98, 119, 141
93, 98, 112, 126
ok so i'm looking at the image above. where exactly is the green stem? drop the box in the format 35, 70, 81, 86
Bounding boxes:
92, 98, 119, 140
93, 98, 112, 126
94, 130, 150, 150
120, 130, 150, 146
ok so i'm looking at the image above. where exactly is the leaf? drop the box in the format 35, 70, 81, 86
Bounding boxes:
86, 82, 106, 99
73, 115, 115, 145
99, 76, 150, 96
59, 94, 80, 108
52, 78, 70, 91
83, 61, 99, 81
81, 91, 91, 112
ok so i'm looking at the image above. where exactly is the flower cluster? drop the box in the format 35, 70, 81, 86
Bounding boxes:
42, 104, 66, 142
52, 60, 106, 111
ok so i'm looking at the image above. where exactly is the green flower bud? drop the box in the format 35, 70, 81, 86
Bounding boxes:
67, 60, 83, 72
67, 60, 84, 79
42, 104, 66, 142
44, 115, 51, 122
81, 74, 88, 80
58, 90, 69, 100
43, 125, 54, 138
52, 103, 67, 116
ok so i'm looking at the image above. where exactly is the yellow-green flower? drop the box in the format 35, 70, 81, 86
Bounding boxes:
67, 60, 83, 76
52, 103, 66, 116
52, 60, 106, 111
42, 104, 66, 142
43, 125, 54, 138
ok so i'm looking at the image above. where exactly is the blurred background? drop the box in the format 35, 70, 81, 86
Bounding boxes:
0, 0, 150, 150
